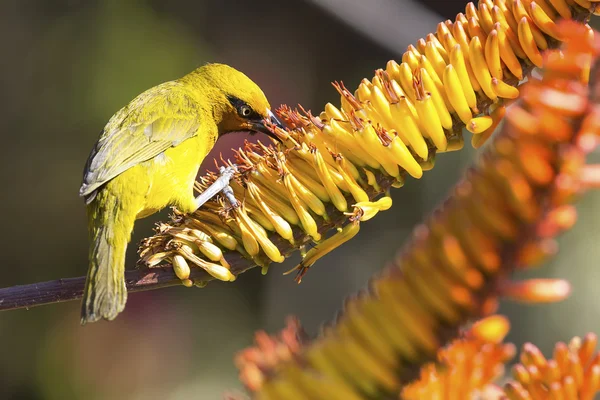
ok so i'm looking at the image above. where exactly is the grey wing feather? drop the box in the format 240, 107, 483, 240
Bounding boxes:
80, 87, 201, 204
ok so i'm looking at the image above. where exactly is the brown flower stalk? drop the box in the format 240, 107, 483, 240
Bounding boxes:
233, 19, 600, 399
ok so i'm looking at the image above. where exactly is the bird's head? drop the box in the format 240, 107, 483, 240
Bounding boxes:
191, 63, 283, 140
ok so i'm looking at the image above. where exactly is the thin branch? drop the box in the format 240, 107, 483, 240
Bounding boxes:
0, 235, 277, 311
0, 266, 181, 311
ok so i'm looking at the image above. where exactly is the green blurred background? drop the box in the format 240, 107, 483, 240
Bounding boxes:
1, 0, 599, 398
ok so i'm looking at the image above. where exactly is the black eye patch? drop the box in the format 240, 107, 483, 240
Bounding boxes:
227, 95, 261, 120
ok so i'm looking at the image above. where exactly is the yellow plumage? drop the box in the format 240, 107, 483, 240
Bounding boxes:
80, 64, 276, 324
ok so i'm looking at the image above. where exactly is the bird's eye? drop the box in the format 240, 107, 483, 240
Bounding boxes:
239, 105, 252, 118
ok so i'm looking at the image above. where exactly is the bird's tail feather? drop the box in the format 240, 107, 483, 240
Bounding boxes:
81, 193, 131, 324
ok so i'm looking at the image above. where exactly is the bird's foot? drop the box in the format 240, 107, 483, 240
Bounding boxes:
193, 165, 239, 210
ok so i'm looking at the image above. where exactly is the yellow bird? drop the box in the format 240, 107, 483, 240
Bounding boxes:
80, 63, 281, 324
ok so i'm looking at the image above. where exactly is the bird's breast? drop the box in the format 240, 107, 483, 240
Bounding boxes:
140, 135, 210, 215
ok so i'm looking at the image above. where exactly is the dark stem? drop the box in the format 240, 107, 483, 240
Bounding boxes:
0, 265, 209, 311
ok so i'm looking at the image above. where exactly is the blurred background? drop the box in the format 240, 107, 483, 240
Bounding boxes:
1, 0, 599, 398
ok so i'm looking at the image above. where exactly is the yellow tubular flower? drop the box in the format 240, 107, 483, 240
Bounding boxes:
185, 219, 238, 251
312, 148, 348, 212
467, 115, 494, 133
420, 67, 454, 129
246, 180, 295, 242
360, 122, 402, 178
283, 172, 321, 241
449, 44, 478, 109
495, 23, 524, 79
235, 209, 261, 258
195, 240, 224, 263
520, 1, 550, 49
352, 196, 393, 222
414, 76, 448, 151
289, 221, 360, 282
334, 155, 370, 203
419, 56, 455, 116
282, 161, 327, 218
402, 49, 420, 73
171, 254, 191, 281
469, 36, 498, 100
529, 2, 561, 39
518, 16, 544, 67
479, 2, 496, 32
246, 203, 276, 231
492, 77, 521, 98
485, 29, 503, 79
285, 149, 328, 184
243, 176, 301, 226
425, 41, 448, 79
468, 15, 489, 43
427, 33, 449, 62
443, 64, 473, 124
398, 62, 420, 103
548, 0, 572, 19
178, 243, 236, 281
387, 134, 424, 179
324, 120, 378, 169
388, 95, 430, 159
370, 84, 396, 127
324, 102, 344, 120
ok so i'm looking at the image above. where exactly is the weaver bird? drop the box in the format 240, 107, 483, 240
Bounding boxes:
80, 64, 281, 324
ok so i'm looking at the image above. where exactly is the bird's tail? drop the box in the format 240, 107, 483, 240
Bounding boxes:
81, 192, 133, 324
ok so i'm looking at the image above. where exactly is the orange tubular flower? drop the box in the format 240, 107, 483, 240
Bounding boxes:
401, 316, 515, 400
505, 334, 600, 400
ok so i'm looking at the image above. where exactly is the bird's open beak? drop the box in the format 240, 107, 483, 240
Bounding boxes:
249, 109, 285, 141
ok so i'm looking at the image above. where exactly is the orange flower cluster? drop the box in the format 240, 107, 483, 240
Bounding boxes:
235, 318, 600, 399
231, 20, 600, 399
401, 316, 515, 400
235, 318, 307, 393
504, 334, 600, 399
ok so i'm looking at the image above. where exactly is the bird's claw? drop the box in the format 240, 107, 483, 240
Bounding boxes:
219, 166, 240, 208
193, 165, 239, 210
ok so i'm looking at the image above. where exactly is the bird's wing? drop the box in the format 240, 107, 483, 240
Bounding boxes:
80, 86, 201, 203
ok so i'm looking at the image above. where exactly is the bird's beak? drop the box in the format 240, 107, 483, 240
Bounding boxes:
267, 109, 284, 129
249, 109, 285, 141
